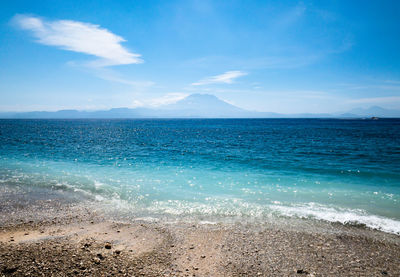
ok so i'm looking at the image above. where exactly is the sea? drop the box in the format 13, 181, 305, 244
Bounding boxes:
0, 119, 399, 234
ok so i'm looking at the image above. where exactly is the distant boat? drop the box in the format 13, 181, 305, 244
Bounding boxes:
371, 117, 379, 120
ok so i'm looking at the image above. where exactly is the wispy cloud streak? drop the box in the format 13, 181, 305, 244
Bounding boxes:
91, 67, 154, 88
13, 14, 142, 67
347, 96, 400, 104
191, 71, 247, 86
130, 93, 188, 108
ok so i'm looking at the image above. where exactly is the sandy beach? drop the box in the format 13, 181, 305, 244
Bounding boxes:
1, 189, 399, 277
2, 0, 400, 275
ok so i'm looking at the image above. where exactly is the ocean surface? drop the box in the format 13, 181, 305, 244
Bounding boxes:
0, 119, 399, 234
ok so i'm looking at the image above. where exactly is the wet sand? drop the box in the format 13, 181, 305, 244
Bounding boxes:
0, 188, 400, 276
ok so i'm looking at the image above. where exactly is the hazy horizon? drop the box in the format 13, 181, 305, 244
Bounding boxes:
1, 1, 400, 113
1, 93, 400, 119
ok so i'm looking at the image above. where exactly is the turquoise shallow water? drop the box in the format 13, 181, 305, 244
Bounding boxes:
0, 119, 399, 233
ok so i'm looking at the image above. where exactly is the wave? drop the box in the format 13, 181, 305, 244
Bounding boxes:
98, 197, 400, 235
269, 202, 400, 235
1, 159, 399, 235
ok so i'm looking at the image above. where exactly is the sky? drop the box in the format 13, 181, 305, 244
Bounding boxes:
1, 0, 400, 114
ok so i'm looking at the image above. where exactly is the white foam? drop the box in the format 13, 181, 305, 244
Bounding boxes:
95, 195, 105, 201
199, 220, 218, 225
134, 217, 159, 222
147, 198, 268, 218
269, 202, 400, 235
38, 177, 400, 235
94, 181, 104, 189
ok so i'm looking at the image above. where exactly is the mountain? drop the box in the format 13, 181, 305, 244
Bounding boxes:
345, 106, 400, 117
160, 94, 245, 117
0, 94, 399, 118
156, 94, 276, 117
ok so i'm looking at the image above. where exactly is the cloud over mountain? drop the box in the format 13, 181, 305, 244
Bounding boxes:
191, 71, 247, 86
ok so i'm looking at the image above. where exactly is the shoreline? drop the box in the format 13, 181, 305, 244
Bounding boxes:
1, 189, 400, 276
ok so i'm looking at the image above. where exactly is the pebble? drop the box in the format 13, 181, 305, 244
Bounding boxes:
1, 216, 399, 276
2, 267, 18, 274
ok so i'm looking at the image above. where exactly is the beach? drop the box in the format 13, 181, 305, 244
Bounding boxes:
2, 0, 400, 274
1, 188, 399, 277
1, 119, 400, 276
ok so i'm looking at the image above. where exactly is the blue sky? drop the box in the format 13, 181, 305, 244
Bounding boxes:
1, 0, 400, 113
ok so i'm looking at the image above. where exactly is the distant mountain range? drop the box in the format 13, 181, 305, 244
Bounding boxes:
1, 94, 399, 118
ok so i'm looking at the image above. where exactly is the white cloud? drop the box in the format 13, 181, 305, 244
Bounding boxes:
191, 70, 247, 86
13, 14, 142, 67
148, 93, 188, 106
130, 93, 188, 108
92, 67, 154, 87
131, 99, 144, 108
347, 96, 400, 104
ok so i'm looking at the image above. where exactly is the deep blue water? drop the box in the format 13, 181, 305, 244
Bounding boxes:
1, 119, 399, 233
